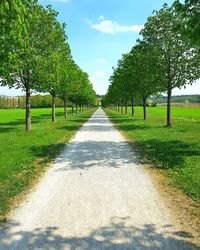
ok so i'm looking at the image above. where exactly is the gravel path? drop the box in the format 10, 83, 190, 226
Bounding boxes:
0, 109, 197, 250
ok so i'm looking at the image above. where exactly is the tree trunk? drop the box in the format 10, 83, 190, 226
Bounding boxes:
121, 103, 123, 113
72, 102, 74, 115
125, 98, 128, 114
76, 103, 78, 114
64, 97, 67, 118
143, 97, 147, 120
167, 87, 172, 127
117, 101, 120, 112
52, 95, 56, 122
25, 86, 31, 131
131, 97, 134, 117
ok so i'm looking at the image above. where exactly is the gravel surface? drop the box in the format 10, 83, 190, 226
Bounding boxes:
0, 109, 198, 250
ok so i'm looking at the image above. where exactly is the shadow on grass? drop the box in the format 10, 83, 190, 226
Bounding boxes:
0, 127, 17, 133
0, 118, 40, 132
136, 139, 200, 170
110, 117, 162, 130
109, 117, 136, 124
0, 217, 198, 250
58, 125, 81, 131
118, 124, 150, 131
31, 143, 65, 166
0, 111, 70, 132
107, 113, 200, 171
59, 119, 91, 130
0, 114, 51, 131
69, 115, 96, 123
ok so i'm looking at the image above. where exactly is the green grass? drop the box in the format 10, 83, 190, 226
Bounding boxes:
105, 107, 200, 203
0, 107, 95, 222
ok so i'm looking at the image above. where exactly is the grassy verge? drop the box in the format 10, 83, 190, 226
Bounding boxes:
105, 107, 200, 203
0, 108, 95, 222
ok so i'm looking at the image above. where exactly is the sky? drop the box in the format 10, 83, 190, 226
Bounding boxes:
0, 0, 199, 96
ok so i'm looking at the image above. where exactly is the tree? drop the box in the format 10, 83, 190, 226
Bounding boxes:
118, 53, 140, 116
117, 54, 134, 115
109, 55, 134, 115
35, 6, 71, 122
68, 65, 83, 115
173, 0, 200, 47
0, 2, 59, 130
58, 58, 75, 118
141, 4, 200, 127
129, 41, 163, 119
0, 0, 28, 78
76, 72, 97, 111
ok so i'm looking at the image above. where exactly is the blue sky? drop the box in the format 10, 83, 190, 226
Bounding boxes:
1, 0, 199, 96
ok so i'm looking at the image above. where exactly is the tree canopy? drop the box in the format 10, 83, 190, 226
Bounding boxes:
173, 0, 200, 47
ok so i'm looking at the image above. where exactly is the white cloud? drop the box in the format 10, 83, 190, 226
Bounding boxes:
86, 15, 143, 34
96, 58, 107, 64
95, 71, 106, 77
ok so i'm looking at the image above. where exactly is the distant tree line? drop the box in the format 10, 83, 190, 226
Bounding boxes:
0, 96, 19, 109
102, 2, 200, 127
0, 95, 71, 109
0, 1, 97, 131
153, 95, 200, 104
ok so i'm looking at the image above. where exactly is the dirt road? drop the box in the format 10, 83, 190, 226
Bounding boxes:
0, 109, 197, 249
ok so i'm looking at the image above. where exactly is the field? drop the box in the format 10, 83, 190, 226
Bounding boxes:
157, 102, 200, 107
105, 107, 200, 203
0, 108, 95, 222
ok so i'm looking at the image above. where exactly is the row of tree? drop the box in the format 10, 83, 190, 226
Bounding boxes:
0, 0, 97, 131
153, 95, 200, 105
0, 95, 68, 109
0, 96, 19, 109
102, 1, 200, 127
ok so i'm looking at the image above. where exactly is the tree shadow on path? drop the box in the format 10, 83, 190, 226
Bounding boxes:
0, 217, 198, 250
65, 140, 136, 169
31, 140, 138, 171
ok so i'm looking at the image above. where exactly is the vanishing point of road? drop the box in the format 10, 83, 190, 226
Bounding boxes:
0, 109, 197, 249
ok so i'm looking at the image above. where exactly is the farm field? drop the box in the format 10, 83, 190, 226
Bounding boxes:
0, 108, 95, 222
157, 102, 200, 108
105, 107, 200, 203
